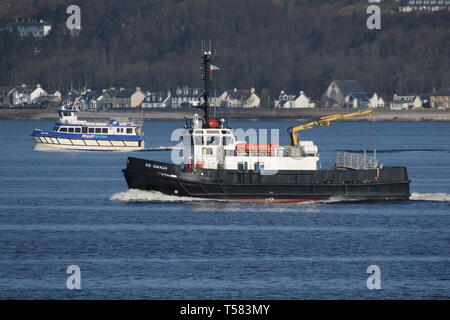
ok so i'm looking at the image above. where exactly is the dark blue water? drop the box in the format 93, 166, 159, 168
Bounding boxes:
0, 120, 449, 299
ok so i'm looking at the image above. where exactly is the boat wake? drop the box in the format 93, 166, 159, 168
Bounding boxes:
410, 193, 450, 202
110, 190, 450, 204
110, 189, 211, 203
110, 190, 358, 204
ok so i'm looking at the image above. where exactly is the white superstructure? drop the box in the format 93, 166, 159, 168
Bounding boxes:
181, 114, 319, 172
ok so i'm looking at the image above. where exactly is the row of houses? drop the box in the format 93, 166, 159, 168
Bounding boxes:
1, 82, 449, 110
390, 89, 450, 109
398, 0, 450, 12
321, 80, 386, 109
321, 80, 450, 110
0, 84, 259, 109
5, 20, 52, 38
0, 84, 61, 106
62, 86, 262, 110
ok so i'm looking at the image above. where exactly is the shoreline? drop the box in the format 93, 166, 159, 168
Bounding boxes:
1, 107, 450, 122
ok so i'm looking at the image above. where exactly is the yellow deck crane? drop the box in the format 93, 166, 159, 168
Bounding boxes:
288, 109, 374, 146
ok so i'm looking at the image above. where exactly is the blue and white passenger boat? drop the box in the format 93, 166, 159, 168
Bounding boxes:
31, 107, 145, 151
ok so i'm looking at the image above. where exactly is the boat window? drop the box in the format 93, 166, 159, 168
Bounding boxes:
68, 127, 74, 133
238, 162, 248, 172
60, 127, 67, 132
82, 127, 87, 133
102, 128, 108, 134
88, 128, 95, 133
117, 128, 122, 133
75, 128, 81, 133
95, 128, 101, 133
223, 136, 232, 145
207, 136, 220, 146
53, 127, 59, 131
255, 162, 264, 173
194, 136, 204, 145
126, 128, 133, 134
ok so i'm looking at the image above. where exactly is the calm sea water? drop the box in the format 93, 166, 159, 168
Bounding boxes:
0, 119, 449, 299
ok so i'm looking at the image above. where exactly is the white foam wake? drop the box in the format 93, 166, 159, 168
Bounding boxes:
110, 189, 210, 203
410, 192, 450, 202
110, 190, 450, 204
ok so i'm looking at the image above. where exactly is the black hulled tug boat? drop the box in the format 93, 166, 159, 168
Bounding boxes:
122, 48, 410, 203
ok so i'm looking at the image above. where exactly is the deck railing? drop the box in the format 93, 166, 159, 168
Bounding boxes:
336, 151, 382, 170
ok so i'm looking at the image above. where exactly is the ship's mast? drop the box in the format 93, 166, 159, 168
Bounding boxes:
199, 41, 214, 127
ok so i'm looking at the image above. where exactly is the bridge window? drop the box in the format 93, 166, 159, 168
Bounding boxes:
223, 136, 232, 145
194, 136, 204, 145
207, 136, 220, 145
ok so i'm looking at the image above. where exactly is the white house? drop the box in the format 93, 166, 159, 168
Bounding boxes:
170, 87, 202, 108
367, 92, 385, 108
399, 0, 450, 13
275, 91, 316, 108
141, 91, 171, 108
219, 88, 261, 108
8, 84, 47, 105
390, 94, 423, 110
6, 20, 52, 37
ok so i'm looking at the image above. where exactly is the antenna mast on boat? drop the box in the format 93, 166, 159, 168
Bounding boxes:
199, 40, 215, 127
